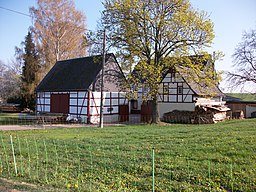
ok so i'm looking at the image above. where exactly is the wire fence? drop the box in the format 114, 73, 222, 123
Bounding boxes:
0, 134, 248, 191
0, 113, 217, 128
0, 113, 255, 191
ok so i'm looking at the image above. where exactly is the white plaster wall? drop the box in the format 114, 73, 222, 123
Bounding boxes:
184, 95, 193, 102
104, 114, 119, 123
158, 103, 195, 118
88, 115, 119, 124
37, 91, 128, 123
89, 92, 102, 116
90, 92, 128, 116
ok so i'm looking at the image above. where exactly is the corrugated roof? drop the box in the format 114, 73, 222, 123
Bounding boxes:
36, 54, 113, 92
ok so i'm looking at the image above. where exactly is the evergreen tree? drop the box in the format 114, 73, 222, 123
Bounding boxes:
21, 32, 40, 110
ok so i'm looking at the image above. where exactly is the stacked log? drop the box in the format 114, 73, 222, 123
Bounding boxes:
162, 105, 229, 124
0, 104, 21, 113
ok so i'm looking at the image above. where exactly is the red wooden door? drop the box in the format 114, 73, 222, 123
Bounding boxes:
50, 94, 69, 114
141, 101, 153, 123
119, 105, 129, 122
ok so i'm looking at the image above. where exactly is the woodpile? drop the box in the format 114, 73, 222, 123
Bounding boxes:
0, 104, 21, 113
36, 113, 68, 124
162, 105, 230, 124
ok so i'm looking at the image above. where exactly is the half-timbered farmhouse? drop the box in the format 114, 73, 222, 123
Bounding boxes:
131, 55, 227, 121
36, 53, 128, 123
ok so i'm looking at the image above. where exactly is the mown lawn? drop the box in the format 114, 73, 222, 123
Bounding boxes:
0, 119, 255, 191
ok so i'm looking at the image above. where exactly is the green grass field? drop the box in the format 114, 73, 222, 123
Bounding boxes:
226, 93, 256, 101
0, 119, 255, 191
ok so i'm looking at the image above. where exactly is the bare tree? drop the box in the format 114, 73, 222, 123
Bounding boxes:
0, 60, 21, 103
30, 0, 87, 74
227, 29, 256, 92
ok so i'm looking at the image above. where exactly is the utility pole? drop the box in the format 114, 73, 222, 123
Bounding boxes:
99, 29, 106, 128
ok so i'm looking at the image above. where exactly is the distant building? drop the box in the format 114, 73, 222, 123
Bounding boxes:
224, 95, 256, 118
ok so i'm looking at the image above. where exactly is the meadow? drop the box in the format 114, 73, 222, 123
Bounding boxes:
225, 93, 256, 101
0, 118, 255, 191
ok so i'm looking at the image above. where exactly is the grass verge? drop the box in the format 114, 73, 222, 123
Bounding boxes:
0, 119, 255, 191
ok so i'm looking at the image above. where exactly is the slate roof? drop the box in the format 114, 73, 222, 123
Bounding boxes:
36, 54, 116, 92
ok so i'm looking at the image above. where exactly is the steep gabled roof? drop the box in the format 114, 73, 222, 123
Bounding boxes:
36, 53, 119, 92
183, 77, 224, 97
177, 67, 225, 97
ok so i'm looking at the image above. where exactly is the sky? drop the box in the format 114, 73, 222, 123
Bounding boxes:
0, 0, 256, 92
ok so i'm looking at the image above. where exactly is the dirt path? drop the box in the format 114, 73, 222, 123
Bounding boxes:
0, 124, 93, 131
0, 125, 42, 131
0, 123, 126, 131
0, 178, 39, 192
0, 178, 63, 192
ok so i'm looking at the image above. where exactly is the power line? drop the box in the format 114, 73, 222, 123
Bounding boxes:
0, 6, 30, 17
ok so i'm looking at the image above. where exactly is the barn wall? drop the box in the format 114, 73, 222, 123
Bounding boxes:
37, 92, 51, 112
36, 91, 127, 123
225, 102, 256, 118
246, 104, 256, 118
226, 103, 247, 117
88, 92, 127, 123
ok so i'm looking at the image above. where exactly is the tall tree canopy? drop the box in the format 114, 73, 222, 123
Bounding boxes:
102, 0, 215, 123
227, 29, 256, 92
30, 0, 87, 74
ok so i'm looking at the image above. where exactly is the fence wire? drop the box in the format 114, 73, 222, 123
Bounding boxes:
0, 135, 245, 191
0, 113, 218, 128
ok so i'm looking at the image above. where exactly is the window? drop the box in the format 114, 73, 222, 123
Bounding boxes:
131, 99, 138, 110
107, 107, 113, 112
178, 86, 183, 94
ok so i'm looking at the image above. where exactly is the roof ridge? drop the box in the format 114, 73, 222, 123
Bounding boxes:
57, 53, 114, 62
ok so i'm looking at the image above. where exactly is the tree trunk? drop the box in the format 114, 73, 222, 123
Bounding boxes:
152, 97, 160, 124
